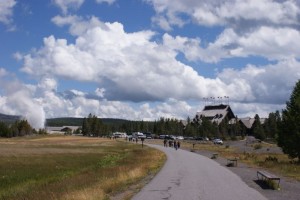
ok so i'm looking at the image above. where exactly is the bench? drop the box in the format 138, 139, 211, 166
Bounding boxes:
257, 170, 280, 189
211, 153, 218, 159
227, 158, 238, 167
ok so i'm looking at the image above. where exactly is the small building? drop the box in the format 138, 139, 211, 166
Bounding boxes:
46, 126, 81, 134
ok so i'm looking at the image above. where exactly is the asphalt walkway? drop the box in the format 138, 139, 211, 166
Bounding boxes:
132, 144, 267, 200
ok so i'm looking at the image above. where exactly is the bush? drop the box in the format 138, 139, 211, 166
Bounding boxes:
253, 144, 262, 150
242, 152, 257, 161
265, 156, 278, 163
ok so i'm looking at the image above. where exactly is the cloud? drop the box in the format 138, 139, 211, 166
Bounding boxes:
0, 0, 16, 25
231, 102, 285, 118
146, 0, 300, 63
23, 16, 211, 102
21, 15, 300, 106
52, 0, 85, 14
217, 58, 300, 104
51, 15, 107, 36
1, 0, 298, 127
146, 0, 300, 29
0, 68, 8, 77
95, 0, 116, 5
163, 26, 300, 63
9, 8, 298, 124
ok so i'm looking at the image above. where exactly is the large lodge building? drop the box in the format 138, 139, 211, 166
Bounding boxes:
192, 104, 265, 134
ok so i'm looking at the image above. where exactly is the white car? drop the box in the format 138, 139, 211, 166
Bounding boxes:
176, 136, 184, 140
213, 139, 223, 145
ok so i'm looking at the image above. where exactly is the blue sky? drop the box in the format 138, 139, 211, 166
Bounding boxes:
0, 0, 300, 128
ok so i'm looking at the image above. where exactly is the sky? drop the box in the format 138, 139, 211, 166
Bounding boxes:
0, 0, 300, 129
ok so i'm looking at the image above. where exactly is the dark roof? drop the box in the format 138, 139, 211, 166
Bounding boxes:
195, 104, 235, 124
203, 104, 229, 111
239, 117, 267, 129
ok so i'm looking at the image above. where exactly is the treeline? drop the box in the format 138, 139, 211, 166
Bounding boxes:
79, 113, 279, 140
46, 117, 129, 127
184, 112, 280, 141
251, 112, 281, 141
80, 114, 185, 137
0, 120, 47, 137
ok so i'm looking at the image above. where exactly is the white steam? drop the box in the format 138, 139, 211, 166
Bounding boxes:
0, 74, 46, 129
7, 90, 46, 129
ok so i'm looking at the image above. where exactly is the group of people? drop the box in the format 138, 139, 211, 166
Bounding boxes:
163, 139, 181, 150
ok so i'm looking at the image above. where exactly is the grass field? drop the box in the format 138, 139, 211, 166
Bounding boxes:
0, 135, 166, 200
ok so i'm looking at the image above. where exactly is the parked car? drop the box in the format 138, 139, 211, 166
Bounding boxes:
213, 138, 223, 145
164, 135, 175, 140
159, 135, 166, 139
176, 136, 184, 140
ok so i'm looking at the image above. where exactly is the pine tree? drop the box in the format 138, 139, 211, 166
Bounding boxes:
264, 112, 280, 138
82, 117, 90, 136
252, 114, 265, 140
0, 122, 12, 137
278, 80, 300, 161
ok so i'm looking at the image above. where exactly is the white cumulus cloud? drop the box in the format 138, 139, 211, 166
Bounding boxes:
53, 0, 85, 14
95, 0, 116, 5
0, 0, 16, 24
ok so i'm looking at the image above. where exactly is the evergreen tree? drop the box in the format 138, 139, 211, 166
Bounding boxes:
252, 114, 266, 140
185, 123, 197, 137
264, 111, 280, 138
0, 121, 12, 137
218, 117, 228, 139
82, 117, 90, 136
278, 80, 300, 161
17, 120, 32, 136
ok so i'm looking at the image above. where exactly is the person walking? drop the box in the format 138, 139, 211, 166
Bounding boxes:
174, 141, 178, 150
168, 140, 173, 147
163, 138, 167, 147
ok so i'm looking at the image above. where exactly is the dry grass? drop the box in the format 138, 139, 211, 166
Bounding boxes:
0, 136, 166, 200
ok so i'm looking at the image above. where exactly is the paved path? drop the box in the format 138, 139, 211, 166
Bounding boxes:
132, 144, 267, 200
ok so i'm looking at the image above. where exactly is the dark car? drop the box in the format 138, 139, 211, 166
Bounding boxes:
164, 135, 175, 140
144, 132, 153, 139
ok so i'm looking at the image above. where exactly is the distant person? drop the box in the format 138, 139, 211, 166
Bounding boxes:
177, 141, 181, 149
169, 140, 173, 147
174, 141, 178, 150
163, 139, 167, 147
